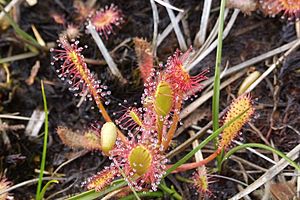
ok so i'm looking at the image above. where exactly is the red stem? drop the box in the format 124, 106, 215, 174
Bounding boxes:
168, 148, 222, 173
162, 98, 182, 151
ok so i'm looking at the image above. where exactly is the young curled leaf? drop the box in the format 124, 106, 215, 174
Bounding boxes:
100, 122, 117, 155
154, 81, 173, 117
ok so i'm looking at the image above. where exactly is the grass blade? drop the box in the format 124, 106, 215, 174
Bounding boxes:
221, 143, 300, 171
67, 180, 127, 200
36, 81, 49, 200
2, 9, 40, 51
37, 180, 59, 200
120, 191, 163, 200
213, 0, 227, 169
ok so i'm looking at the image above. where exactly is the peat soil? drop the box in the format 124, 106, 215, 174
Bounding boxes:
0, 0, 299, 199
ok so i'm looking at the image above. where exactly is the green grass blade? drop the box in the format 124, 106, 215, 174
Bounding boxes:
37, 180, 59, 200
36, 81, 49, 200
221, 143, 300, 171
158, 184, 182, 200
67, 181, 127, 200
120, 191, 163, 200
1, 8, 40, 51
213, 0, 227, 133
213, 0, 228, 169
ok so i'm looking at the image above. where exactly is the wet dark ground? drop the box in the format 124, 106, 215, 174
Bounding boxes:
0, 0, 299, 199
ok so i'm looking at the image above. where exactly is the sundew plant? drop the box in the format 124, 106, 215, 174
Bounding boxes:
2, 0, 300, 199
50, 5, 254, 197
48, 1, 300, 199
